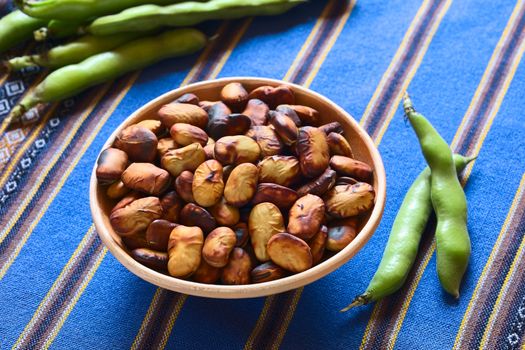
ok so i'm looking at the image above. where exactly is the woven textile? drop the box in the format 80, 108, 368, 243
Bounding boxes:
1, 0, 525, 349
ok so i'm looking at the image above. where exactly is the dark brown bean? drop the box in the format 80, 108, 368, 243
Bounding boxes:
198, 100, 219, 112
269, 111, 298, 145
275, 105, 302, 126
296, 168, 337, 197
122, 163, 170, 196
122, 233, 149, 250
286, 105, 320, 126
247, 85, 295, 109
232, 222, 249, 247
242, 99, 269, 126
179, 203, 217, 234
192, 259, 221, 284
326, 218, 358, 251
114, 125, 157, 162
221, 247, 252, 285
160, 191, 182, 222
174, 170, 195, 203
131, 248, 168, 271
146, 219, 177, 251
336, 176, 359, 186
96, 148, 128, 185
252, 183, 298, 210
267, 233, 312, 273
287, 194, 325, 240
296, 126, 330, 178
175, 93, 199, 105
220, 82, 249, 111
309, 225, 328, 265
158, 103, 208, 129
319, 122, 343, 135
110, 197, 163, 237
251, 261, 287, 283
329, 155, 373, 181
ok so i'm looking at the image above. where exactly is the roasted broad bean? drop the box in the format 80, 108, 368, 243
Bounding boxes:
330, 155, 373, 181
161, 142, 206, 177
110, 197, 162, 237
106, 180, 130, 199
175, 93, 199, 105
269, 110, 298, 145
96, 148, 128, 185
252, 183, 298, 209
242, 99, 270, 126
168, 225, 204, 278
136, 119, 165, 136
258, 155, 300, 187
146, 219, 177, 251
326, 132, 353, 158
224, 163, 259, 207
247, 85, 295, 109
122, 163, 170, 196
210, 198, 240, 226
287, 194, 325, 240
170, 123, 208, 147
175, 170, 195, 203
336, 176, 359, 186
251, 261, 287, 283
326, 218, 358, 251
296, 126, 330, 178
296, 167, 337, 197
192, 159, 224, 207
245, 125, 283, 156
202, 227, 237, 268
214, 135, 261, 165
131, 248, 168, 270
286, 104, 320, 126
233, 222, 249, 247
160, 191, 182, 222
324, 183, 375, 218
220, 82, 249, 111
275, 104, 302, 126
114, 125, 158, 162
309, 225, 328, 264
221, 247, 252, 285
249, 202, 285, 262
267, 233, 312, 273
112, 192, 142, 212
192, 259, 221, 284
179, 203, 217, 234
319, 121, 343, 135
157, 137, 178, 157
158, 102, 208, 129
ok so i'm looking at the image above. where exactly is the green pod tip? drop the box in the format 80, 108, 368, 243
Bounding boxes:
340, 294, 371, 312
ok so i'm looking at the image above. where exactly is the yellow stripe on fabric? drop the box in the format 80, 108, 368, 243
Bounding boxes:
359, 0, 435, 127
453, 174, 525, 349
158, 295, 188, 350
208, 19, 253, 80
271, 288, 303, 350
282, 0, 337, 82
243, 296, 275, 350
0, 73, 138, 279
42, 247, 108, 349
302, 0, 355, 88
131, 289, 164, 350
359, 299, 384, 350
373, 0, 452, 146
12, 226, 96, 349
479, 211, 525, 349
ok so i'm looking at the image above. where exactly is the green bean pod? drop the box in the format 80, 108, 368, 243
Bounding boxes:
403, 93, 471, 299
5, 33, 143, 72
342, 154, 475, 311
0, 10, 47, 54
85, 0, 306, 36
16, 0, 186, 21
6, 28, 207, 126
34, 19, 86, 41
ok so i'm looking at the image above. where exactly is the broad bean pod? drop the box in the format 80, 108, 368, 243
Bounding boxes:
85, 0, 305, 36
342, 154, 475, 311
0, 10, 46, 54
5, 33, 143, 72
5, 28, 206, 126
403, 93, 471, 298
34, 19, 87, 41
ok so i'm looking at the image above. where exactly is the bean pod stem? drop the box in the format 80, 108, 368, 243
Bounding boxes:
403, 93, 471, 299
4, 28, 206, 127
341, 154, 475, 311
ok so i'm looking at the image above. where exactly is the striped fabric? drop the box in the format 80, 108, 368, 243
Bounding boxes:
1, 0, 524, 349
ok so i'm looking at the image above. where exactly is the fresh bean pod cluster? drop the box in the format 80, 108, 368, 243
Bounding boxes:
0, 10, 46, 53
5, 29, 207, 126
96, 83, 377, 285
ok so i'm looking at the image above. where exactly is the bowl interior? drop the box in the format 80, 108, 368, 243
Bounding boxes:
90, 77, 386, 298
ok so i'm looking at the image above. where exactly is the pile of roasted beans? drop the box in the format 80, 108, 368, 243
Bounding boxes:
96, 83, 376, 285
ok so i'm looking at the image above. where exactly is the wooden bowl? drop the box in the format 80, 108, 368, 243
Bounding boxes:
90, 77, 386, 299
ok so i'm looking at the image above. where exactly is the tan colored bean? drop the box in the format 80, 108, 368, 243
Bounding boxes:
131, 248, 168, 271
136, 119, 165, 136
160, 191, 182, 222
247, 85, 295, 109
220, 82, 249, 111
324, 183, 375, 218
179, 203, 217, 234
329, 155, 373, 181
248, 202, 285, 262
214, 135, 261, 165
122, 163, 170, 196
192, 159, 224, 207
251, 261, 287, 283
252, 183, 298, 210
224, 163, 258, 207
161, 143, 206, 177
242, 99, 269, 126
96, 148, 128, 185
157, 137, 178, 157
285, 104, 320, 126
221, 247, 252, 285
192, 259, 222, 284
309, 225, 328, 265
326, 218, 358, 251
106, 180, 130, 199
267, 233, 313, 273
245, 125, 283, 157
170, 123, 208, 147
296, 126, 330, 178
158, 102, 208, 129
326, 132, 354, 158
275, 104, 302, 126
114, 125, 157, 162
269, 111, 298, 145
167, 225, 204, 278
110, 197, 162, 237
203, 227, 237, 268
288, 194, 325, 240
146, 219, 177, 252
209, 198, 240, 226
258, 155, 300, 187
174, 170, 195, 203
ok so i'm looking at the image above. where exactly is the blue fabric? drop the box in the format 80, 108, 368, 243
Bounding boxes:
1, 0, 525, 349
